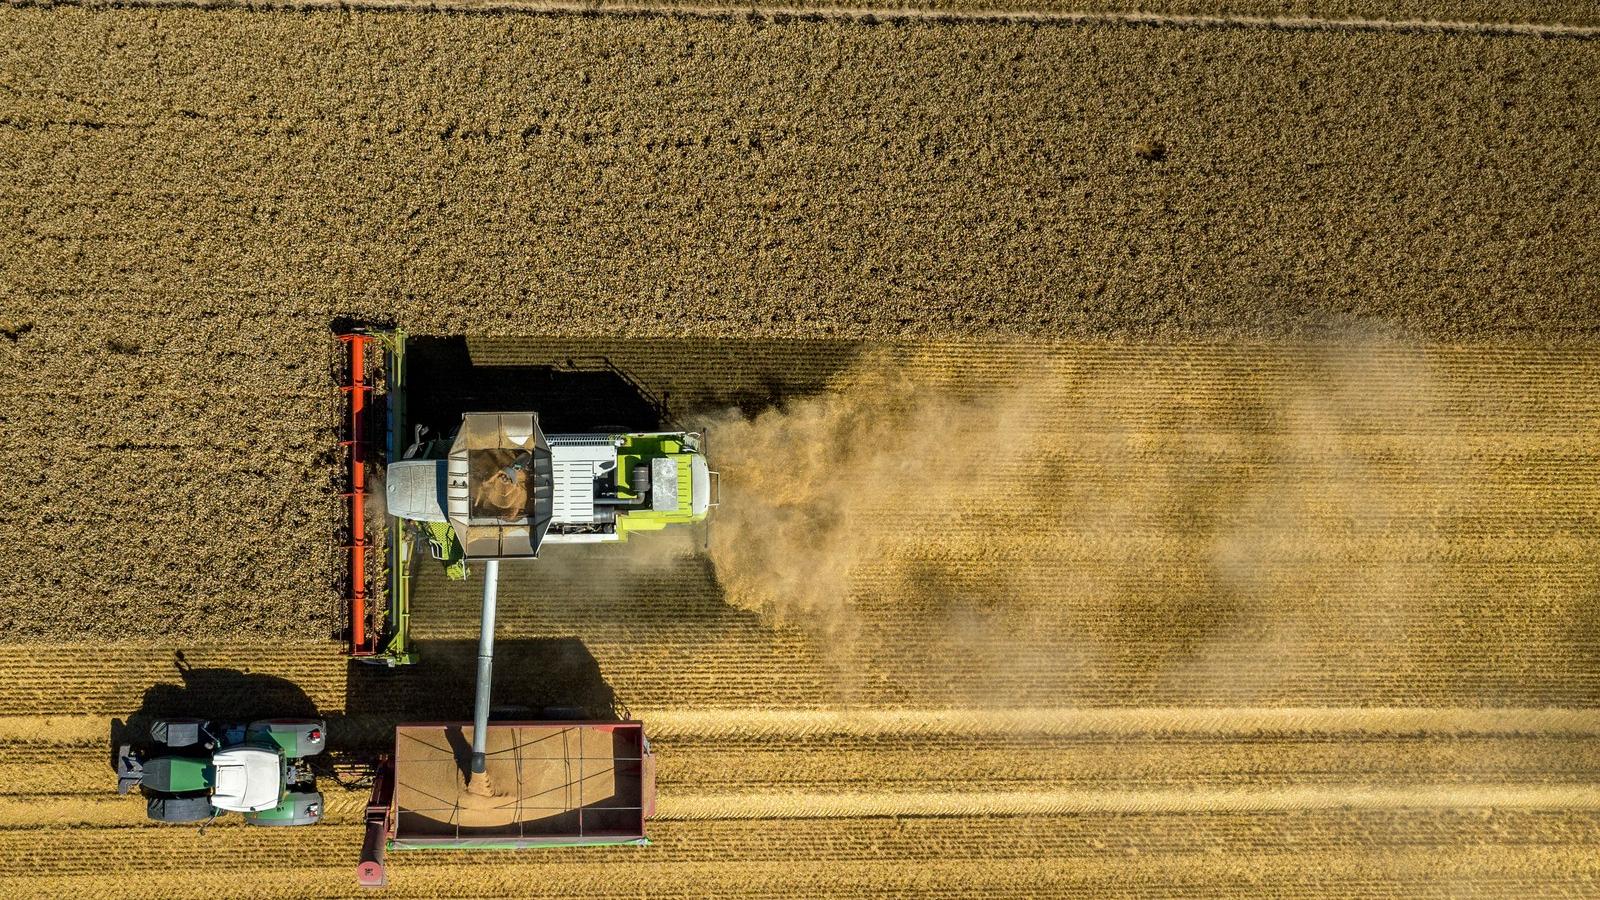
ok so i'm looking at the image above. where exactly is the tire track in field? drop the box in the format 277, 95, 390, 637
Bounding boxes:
10, 706, 1600, 829
26, 706, 1600, 747
11, 781, 1600, 831
640, 707, 1600, 739
24, 0, 1600, 37
659, 785, 1600, 819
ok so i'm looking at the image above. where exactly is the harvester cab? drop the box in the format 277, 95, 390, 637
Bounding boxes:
116, 718, 327, 827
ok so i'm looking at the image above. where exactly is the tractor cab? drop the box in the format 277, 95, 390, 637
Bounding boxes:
210, 746, 286, 813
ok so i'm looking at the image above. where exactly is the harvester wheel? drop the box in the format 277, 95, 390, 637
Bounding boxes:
146, 794, 214, 823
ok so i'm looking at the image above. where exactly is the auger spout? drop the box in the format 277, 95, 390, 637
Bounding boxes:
470, 559, 499, 775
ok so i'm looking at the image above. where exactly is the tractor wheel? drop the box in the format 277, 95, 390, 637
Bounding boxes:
146, 794, 214, 824
149, 718, 207, 749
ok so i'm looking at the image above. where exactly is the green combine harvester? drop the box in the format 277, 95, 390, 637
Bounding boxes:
388, 417, 714, 570
338, 331, 706, 883
344, 330, 717, 667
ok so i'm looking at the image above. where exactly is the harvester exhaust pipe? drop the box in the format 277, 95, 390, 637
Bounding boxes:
470, 559, 500, 775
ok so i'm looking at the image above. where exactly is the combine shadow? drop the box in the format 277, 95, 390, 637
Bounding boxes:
344, 638, 618, 736
406, 336, 666, 437
403, 334, 868, 435
335, 638, 619, 764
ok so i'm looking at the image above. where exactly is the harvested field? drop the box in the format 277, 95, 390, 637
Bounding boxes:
2, 4, 1599, 899
7, 693, 1600, 896
6, 339, 1600, 895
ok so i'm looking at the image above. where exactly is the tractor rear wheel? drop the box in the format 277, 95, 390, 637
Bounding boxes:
149, 718, 207, 749
146, 794, 214, 823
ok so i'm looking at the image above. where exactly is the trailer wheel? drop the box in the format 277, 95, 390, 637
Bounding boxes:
489, 704, 532, 721
147, 794, 214, 823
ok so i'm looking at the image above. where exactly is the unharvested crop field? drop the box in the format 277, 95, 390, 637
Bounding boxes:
1, 5, 1598, 899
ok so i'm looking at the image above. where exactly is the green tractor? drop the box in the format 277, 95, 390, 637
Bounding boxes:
116, 718, 326, 826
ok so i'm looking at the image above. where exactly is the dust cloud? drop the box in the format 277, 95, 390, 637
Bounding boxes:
700, 349, 1115, 690
698, 338, 1590, 705
702, 359, 1004, 641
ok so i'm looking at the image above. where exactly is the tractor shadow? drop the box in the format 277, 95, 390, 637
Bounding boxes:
109, 641, 619, 775
109, 650, 322, 769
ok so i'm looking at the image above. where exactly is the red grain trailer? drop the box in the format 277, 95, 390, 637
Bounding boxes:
359, 721, 655, 886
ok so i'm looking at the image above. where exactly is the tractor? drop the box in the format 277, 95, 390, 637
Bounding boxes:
116, 718, 327, 826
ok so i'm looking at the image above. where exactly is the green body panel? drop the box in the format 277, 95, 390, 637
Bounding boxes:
613, 434, 684, 496
375, 330, 419, 667
266, 731, 296, 757
247, 730, 300, 758
612, 434, 706, 540
158, 757, 212, 793
615, 454, 699, 538
381, 520, 417, 665
424, 520, 468, 580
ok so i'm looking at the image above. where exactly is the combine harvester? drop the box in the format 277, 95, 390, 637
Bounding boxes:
337, 331, 713, 886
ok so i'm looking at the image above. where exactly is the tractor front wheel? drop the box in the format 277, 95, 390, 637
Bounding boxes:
146, 794, 214, 823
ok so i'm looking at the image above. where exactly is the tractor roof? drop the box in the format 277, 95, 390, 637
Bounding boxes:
210, 746, 282, 813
